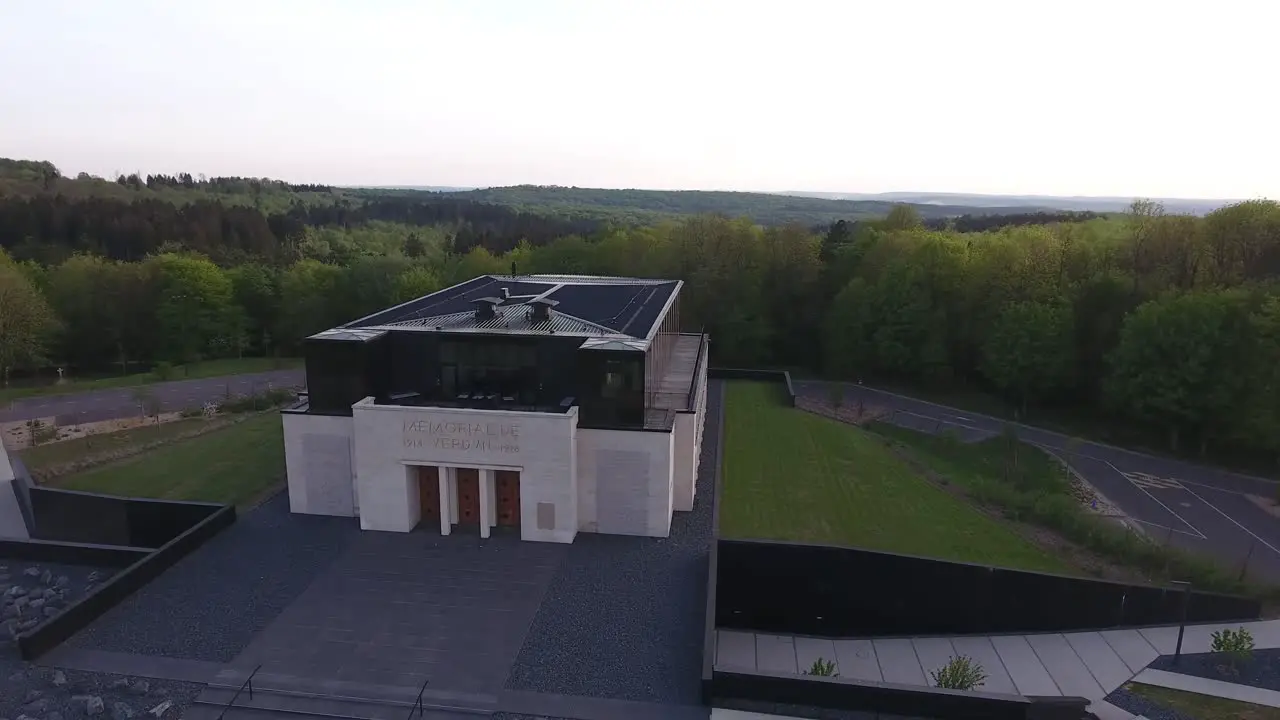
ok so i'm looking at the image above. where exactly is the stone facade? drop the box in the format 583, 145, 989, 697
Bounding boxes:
282, 359, 708, 543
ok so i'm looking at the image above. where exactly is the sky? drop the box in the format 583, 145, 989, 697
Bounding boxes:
2, 0, 1277, 199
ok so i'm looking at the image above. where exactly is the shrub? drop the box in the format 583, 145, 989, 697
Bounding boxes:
1211, 627, 1255, 671
152, 361, 175, 381
931, 655, 987, 690
804, 657, 838, 677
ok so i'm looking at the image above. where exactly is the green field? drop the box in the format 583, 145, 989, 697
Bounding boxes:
0, 357, 301, 404
719, 381, 1073, 573
51, 412, 285, 507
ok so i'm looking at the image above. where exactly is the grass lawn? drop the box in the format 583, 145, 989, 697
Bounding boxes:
1125, 682, 1280, 719
0, 357, 302, 404
18, 417, 215, 473
720, 381, 1074, 573
51, 412, 284, 507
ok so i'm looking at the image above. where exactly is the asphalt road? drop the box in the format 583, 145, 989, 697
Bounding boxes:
793, 379, 1280, 583
0, 369, 305, 426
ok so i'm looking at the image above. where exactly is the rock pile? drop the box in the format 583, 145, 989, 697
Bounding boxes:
0, 565, 80, 640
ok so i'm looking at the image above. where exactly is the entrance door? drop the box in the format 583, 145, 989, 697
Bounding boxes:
495, 470, 520, 527
417, 466, 440, 526
456, 468, 481, 525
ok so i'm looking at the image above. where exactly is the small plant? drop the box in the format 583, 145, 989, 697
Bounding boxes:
804, 657, 838, 677
1211, 626, 1254, 673
931, 655, 987, 690
152, 361, 175, 381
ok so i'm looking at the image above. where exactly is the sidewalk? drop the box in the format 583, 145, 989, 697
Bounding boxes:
716, 618, 1280, 719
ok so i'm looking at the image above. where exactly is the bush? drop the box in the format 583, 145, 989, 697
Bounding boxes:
804, 657, 838, 677
1211, 627, 1255, 672
152, 361, 175, 381
931, 655, 986, 690
219, 388, 296, 414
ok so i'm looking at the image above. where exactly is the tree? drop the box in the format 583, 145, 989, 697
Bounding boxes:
883, 204, 923, 231
144, 253, 236, 367
981, 301, 1074, 415
1105, 290, 1255, 454
392, 266, 441, 304
0, 255, 60, 385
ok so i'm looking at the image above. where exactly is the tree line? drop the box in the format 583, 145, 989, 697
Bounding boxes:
1, 160, 1277, 470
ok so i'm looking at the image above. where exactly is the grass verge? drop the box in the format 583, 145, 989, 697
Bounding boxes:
50, 412, 284, 508
1125, 681, 1280, 719
0, 357, 301, 404
868, 422, 1258, 597
720, 380, 1075, 574
18, 417, 214, 474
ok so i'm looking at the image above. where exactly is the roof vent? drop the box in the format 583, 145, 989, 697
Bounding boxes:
528, 298, 559, 323
500, 287, 510, 300
472, 297, 502, 322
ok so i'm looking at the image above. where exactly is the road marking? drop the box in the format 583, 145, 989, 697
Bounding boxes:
1100, 458, 1207, 539
1121, 471, 1186, 491
1130, 519, 1203, 538
1180, 484, 1280, 558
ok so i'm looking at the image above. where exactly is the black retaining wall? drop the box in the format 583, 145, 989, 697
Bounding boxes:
717, 539, 1261, 637
0, 538, 149, 567
707, 669, 1089, 720
707, 368, 795, 407
28, 487, 221, 548
17, 502, 236, 659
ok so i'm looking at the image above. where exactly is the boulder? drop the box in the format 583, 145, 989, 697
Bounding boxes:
23, 567, 41, 577
109, 703, 134, 720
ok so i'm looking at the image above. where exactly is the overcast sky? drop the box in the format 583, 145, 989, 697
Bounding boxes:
2, 0, 1276, 198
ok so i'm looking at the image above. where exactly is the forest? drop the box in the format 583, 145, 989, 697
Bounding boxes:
1, 159, 1278, 471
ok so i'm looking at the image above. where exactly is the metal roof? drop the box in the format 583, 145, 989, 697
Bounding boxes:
341, 274, 681, 342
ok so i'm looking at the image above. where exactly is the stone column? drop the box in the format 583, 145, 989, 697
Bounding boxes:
438, 468, 451, 536
479, 468, 494, 539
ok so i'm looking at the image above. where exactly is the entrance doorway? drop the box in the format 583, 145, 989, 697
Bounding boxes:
496, 471, 520, 527
417, 466, 441, 527
456, 468, 481, 526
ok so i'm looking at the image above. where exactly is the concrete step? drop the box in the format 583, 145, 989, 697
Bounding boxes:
189, 682, 493, 720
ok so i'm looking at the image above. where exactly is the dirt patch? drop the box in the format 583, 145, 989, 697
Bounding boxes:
795, 396, 889, 426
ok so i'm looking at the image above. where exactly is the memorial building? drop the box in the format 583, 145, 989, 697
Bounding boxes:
281, 274, 709, 543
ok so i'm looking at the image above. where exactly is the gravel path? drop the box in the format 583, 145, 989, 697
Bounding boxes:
67, 491, 360, 661
505, 380, 722, 705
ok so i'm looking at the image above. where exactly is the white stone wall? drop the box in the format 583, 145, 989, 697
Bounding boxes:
350, 399, 580, 542
0, 446, 29, 539
576, 427, 675, 537
282, 412, 357, 517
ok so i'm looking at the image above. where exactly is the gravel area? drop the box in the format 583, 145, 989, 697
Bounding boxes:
715, 698, 942, 719
505, 380, 722, 705
1105, 687, 1197, 720
2, 560, 114, 644
1149, 647, 1280, 691
0, 664, 203, 720
67, 490, 360, 661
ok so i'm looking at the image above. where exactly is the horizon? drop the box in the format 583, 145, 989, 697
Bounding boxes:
2, 0, 1276, 200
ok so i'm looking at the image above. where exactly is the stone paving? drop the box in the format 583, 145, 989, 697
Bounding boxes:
226, 528, 565, 694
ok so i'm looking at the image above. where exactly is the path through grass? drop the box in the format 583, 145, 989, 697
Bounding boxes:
720, 380, 1073, 573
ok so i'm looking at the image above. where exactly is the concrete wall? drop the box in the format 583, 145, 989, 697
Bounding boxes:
0, 445, 30, 539
351, 399, 580, 542
673, 344, 710, 512
282, 412, 357, 517
577, 427, 675, 537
